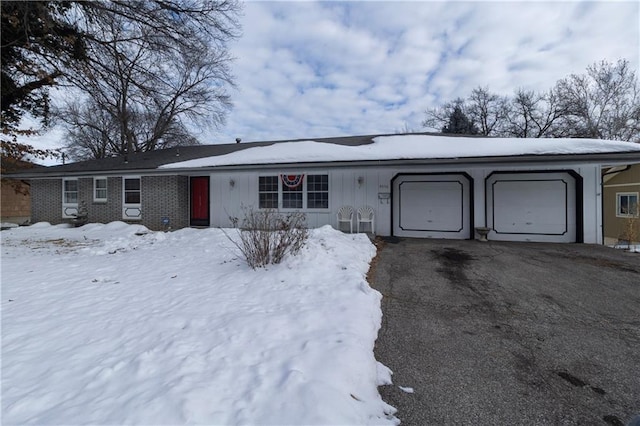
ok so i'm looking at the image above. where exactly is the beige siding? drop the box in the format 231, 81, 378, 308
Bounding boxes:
1, 179, 31, 223
603, 164, 640, 244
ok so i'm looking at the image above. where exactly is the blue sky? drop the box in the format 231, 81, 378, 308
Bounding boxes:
23, 0, 640, 158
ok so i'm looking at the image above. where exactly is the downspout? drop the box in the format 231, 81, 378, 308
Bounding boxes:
600, 165, 631, 245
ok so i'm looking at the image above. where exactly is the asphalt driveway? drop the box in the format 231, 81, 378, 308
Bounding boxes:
370, 238, 640, 426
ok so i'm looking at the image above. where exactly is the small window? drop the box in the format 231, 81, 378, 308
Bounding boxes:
259, 176, 279, 208
63, 179, 78, 204
124, 177, 141, 205
94, 178, 107, 202
307, 174, 329, 209
617, 193, 639, 217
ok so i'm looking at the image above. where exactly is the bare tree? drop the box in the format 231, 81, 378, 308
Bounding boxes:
53, 0, 241, 160
423, 88, 507, 136
554, 59, 640, 142
466, 86, 508, 136
504, 88, 567, 138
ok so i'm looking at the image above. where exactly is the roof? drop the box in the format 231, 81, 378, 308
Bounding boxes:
8, 133, 640, 178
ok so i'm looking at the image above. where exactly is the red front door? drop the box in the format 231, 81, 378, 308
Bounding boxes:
190, 177, 210, 226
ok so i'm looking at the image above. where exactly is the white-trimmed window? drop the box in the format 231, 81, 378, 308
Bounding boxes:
616, 192, 639, 217
93, 177, 107, 202
258, 174, 329, 210
63, 179, 78, 204
122, 177, 142, 220
62, 178, 79, 218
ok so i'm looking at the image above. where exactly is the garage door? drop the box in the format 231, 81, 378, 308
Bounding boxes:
393, 174, 472, 239
486, 172, 578, 243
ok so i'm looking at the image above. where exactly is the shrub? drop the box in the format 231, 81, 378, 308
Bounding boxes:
225, 207, 308, 269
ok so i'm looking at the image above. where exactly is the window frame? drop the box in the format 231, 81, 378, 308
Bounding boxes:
122, 176, 142, 221
62, 178, 79, 218
93, 177, 108, 203
616, 192, 639, 218
258, 173, 329, 211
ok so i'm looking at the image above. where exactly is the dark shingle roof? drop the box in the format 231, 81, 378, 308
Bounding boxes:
11, 134, 381, 177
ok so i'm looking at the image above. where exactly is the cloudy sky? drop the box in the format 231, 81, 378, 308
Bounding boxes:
23, 0, 640, 159
213, 0, 638, 144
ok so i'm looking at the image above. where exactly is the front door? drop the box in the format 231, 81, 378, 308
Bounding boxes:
190, 176, 210, 226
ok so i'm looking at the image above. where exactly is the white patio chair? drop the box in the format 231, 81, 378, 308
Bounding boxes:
357, 206, 375, 234
337, 205, 354, 233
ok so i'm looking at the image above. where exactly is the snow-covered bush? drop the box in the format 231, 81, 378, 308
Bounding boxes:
227, 208, 308, 269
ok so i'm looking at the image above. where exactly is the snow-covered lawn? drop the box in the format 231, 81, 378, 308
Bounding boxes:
1, 222, 397, 425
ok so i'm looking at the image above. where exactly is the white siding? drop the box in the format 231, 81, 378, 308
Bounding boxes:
202, 162, 603, 243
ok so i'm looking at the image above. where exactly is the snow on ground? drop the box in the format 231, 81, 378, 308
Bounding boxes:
611, 243, 640, 253
1, 222, 398, 425
160, 135, 640, 169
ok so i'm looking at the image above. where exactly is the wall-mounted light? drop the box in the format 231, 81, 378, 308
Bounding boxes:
357, 176, 364, 186
229, 179, 235, 188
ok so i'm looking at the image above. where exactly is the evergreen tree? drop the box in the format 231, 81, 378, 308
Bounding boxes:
442, 106, 479, 135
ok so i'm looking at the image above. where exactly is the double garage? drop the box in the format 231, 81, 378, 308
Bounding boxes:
392, 171, 582, 243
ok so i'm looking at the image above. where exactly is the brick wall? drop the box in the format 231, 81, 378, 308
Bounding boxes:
30, 175, 190, 230
141, 175, 189, 230
79, 177, 123, 224
31, 179, 62, 224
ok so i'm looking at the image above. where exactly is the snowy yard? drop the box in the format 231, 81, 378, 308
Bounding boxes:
1, 222, 398, 425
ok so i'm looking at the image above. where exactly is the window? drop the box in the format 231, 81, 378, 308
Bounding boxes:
63, 179, 78, 204
307, 174, 329, 209
259, 176, 278, 208
258, 174, 329, 210
617, 192, 639, 217
94, 177, 107, 202
282, 180, 303, 208
124, 177, 141, 204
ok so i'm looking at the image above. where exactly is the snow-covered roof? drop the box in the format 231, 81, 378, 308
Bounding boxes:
160, 135, 640, 169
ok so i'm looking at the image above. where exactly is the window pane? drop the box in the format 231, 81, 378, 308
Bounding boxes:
307, 192, 328, 209
64, 193, 78, 204
95, 179, 107, 189
282, 192, 302, 208
259, 176, 278, 191
125, 192, 140, 204
620, 195, 629, 214
64, 180, 78, 192
258, 176, 279, 208
282, 183, 302, 209
259, 193, 278, 209
125, 179, 140, 190
307, 174, 329, 209
96, 189, 107, 199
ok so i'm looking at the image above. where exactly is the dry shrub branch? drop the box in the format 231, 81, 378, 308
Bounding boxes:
225, 207, 308, 269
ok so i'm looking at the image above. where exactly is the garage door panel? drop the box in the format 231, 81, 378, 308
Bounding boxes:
393, 174, 471, 239
492, 180, 568, 235
399, 182, 463, 232
487, 172, 576, 243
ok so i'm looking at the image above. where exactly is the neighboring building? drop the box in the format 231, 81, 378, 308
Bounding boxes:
8, 133, 640, 244
1, 179, 30, 225
1, 160, 40, 225
603, 164, 640, 245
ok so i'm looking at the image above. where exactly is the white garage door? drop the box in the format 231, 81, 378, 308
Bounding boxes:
486, 172, 577, 243
393, 174, 471, 239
